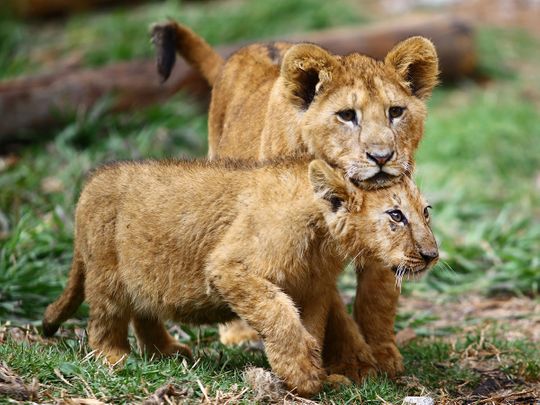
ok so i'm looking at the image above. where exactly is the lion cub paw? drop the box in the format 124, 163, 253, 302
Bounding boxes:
327, 359, 377, 384
287, 366, 324, 398
276, 334, 324, 397
160, 342, 193, 361
325, 373, 352, 389
98, 349, 130, 368
218, 321, 261, 346
372, 342, 404, 378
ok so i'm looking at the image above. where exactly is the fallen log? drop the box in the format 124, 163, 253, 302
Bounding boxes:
6, 0, 146, 18
0, 14, 475, 142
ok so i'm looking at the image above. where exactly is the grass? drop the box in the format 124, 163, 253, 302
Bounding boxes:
414, 84, 540, 296
0, 0, 539, 403
0, 325, 268, 403
1, 325, 538, 403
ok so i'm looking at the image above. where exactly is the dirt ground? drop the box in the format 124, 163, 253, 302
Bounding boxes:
398, 294, 540, 343
394, 295, 540, 404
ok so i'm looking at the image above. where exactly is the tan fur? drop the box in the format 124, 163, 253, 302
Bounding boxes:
43, 158, 437, 397
151, 21, 439, 377
208, 39, 438, 187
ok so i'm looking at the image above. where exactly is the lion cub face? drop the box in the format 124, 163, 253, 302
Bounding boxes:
283, 38, 438, 189
309, 160, 438, 279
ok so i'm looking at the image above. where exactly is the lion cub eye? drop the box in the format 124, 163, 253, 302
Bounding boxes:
337, 109, 357, 124
386, 209, 407, 224
424, 205, 432, 220
388, 106, 405, 120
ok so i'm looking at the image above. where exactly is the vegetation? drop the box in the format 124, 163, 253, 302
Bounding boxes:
0, 0, 539, 403
1, 324, 538, 403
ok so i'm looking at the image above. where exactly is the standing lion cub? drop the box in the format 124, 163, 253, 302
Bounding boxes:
43, 158, 437, 397
152, 21, 439, 377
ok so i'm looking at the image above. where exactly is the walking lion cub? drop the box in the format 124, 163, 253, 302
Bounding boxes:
43, 158, 437, 396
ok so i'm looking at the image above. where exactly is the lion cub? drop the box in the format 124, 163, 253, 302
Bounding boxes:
152, 22, 440, 376
43, 158, 437, 397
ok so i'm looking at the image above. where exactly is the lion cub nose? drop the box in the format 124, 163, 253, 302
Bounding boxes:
366, 151, 394, 167
420, 250, 439, 265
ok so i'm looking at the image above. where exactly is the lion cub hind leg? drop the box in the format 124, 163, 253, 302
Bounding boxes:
87, 306, 131, 366
208, 261, 324, 397
219, 319, 260, 346
133, 316, 193, 360
84, 264, 132, 366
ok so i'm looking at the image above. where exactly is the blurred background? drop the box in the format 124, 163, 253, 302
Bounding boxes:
0, 0, 539, 403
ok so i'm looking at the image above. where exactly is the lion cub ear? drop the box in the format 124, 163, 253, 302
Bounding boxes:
308, 160, 350, 212
281, 44, 338, 110
384, 36, 439, 100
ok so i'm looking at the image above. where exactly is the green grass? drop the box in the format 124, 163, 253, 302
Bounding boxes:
0, 326, 267, 403
1, 0, 540, 402
415, 84, 540, 296
1, 326, 538, 403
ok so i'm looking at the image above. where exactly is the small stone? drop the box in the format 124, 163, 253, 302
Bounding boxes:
403, 396, 434, 405
244, 367, 286, 402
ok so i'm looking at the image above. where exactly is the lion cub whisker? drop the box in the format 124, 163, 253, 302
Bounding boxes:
394, 264, 406, 291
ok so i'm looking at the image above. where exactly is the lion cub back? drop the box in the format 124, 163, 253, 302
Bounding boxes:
76, 160, 248, 266
75, 159, 318, 321
208, 42, 292, 159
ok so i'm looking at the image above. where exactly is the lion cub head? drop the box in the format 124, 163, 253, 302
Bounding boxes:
309, 160, 438, 280
281, 38, 438, 189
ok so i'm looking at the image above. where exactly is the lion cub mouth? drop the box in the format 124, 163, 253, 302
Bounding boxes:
349, 172, 398, 189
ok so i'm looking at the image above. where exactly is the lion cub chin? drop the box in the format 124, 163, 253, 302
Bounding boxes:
42, 158, 437, 397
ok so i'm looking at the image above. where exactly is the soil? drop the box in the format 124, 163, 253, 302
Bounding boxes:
399, 294, 540, 342
397, 294, 540, 404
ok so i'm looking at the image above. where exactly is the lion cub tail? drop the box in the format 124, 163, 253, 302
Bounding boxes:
151, 20, 224, 86
42, 249, 85, 337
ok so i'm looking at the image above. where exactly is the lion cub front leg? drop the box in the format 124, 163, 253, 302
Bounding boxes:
322, 288, 377, 383
354, 260, 403, 377
208, 261, 324, 397
299, 287, 361, 387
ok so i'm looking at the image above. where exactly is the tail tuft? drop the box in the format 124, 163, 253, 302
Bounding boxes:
42, 319, 60, 337
151, 23, 177, 82
151, 21, 224, 86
